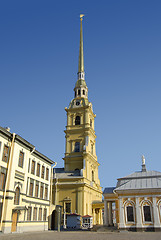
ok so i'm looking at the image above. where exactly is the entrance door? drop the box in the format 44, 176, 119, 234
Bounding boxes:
51, 210, 56, 230
11, 212, 18, 232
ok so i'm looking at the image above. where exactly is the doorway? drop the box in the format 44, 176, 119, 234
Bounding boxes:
11, 211, 18, 232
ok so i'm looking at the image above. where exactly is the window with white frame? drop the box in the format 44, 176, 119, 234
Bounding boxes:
143, 205, 152, 222
126, 206, 134, 222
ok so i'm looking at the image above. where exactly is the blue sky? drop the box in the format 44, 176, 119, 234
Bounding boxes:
1, 0, 161, 188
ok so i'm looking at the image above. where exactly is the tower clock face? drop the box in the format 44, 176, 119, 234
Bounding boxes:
76, 101, 80, 106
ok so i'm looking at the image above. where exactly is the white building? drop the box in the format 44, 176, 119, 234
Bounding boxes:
0, 126, 54, 233
103, 157, 161, 231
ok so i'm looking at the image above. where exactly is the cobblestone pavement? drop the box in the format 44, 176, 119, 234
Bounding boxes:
0, 231, 161, 240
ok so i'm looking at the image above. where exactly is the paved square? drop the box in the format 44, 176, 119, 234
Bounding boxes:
0, 231, 161, 240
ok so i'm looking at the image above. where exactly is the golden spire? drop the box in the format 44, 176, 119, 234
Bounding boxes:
78, 14, 84, 73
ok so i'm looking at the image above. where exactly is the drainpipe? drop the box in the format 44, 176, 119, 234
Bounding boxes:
0, 133, 16, 231
49, 162, 57, 229
50, 162, 57, 205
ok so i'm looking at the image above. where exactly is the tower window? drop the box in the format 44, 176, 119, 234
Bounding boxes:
83, 90, 85, 95
90, 119, 92, 127
75, 142, 80, 152
75, 91, 76, 97
75, 116, 80, 125
91, 144, 94, 155
92, 171, 94, 182
78, 89, 80, 95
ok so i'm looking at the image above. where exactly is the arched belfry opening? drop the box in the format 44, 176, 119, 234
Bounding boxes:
75, 116, 80, 125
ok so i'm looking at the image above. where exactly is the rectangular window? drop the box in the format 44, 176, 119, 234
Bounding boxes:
65, 202, 71, 213
43, 208, 47, 221
127, 206, 134, 222
29, 182, 33, 196
38, 208, 42, 221
14, 187, 20, 205
33, 207, 37, 221
78, 89, 80, 95
35, 182, 39, 198
18, 151, 24, 168
36, 163, 40, 177
0, 172, 6, 190
31, 160, 35, 174
83, 90, 85, 95
74, 142, 80, 152
44, 186, 48, 200
2, 145, 9, 163
41, 166, 45, 179
46, 168, 49, 180
40, 184, 44, 199
27, 207, 32, 221
143, 206, 152, 222
0, 203, 2, 221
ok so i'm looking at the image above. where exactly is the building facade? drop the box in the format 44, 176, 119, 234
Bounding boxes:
0, 126, 54, 233
52, 15, 103, 226
103, 157, 161, 231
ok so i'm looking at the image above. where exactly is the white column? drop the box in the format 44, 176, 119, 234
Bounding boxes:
109, 201, 113, 226
152, 197, 160, 228
119, 197, 125, 229
104, 200, 108, 225
135, 197, 142, 229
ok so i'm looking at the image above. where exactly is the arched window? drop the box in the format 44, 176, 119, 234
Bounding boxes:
126, 206, 134, 222
141, 200, 152, 223
75, 142, 80, 152
75, 116, 80, 125
92, 171, 94, 182
124, 200, 135, 223
14, 187, 20, 205
143, 206, 151, 222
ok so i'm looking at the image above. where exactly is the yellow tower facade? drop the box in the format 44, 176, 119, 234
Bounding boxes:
53, 16, 102, 225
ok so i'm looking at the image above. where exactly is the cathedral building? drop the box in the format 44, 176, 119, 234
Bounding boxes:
52, 15, 103, 226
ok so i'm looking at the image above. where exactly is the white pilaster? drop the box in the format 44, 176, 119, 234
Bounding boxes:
104, 200, 108, 225
109, 201, 113, 226
135, 197, 142, 229
119, 197, 125, 229
152, 197, 160, 228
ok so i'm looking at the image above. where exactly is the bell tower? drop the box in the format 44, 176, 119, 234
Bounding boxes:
53, 16, 102, 224
63, 15, 101, 189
